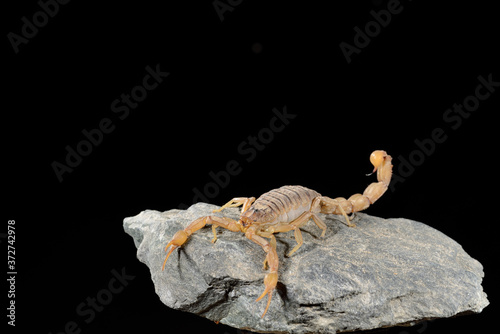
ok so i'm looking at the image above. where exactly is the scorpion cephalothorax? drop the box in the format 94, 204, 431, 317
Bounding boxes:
162, 150, 393, 318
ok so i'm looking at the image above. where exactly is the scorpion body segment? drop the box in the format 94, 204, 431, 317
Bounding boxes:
241, 185, 321, 227
161, 150, 393, 319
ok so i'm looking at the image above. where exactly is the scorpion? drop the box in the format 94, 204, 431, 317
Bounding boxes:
162, 150, 393, 318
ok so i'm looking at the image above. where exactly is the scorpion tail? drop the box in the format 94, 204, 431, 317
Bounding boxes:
360, 150, 392, 205
319, 150, 393, 225
370, 150, 392, 185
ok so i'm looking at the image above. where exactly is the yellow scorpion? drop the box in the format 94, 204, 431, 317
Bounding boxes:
162, 150, 393, 318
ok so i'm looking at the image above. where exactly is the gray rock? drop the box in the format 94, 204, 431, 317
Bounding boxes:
123, 203, 489, 334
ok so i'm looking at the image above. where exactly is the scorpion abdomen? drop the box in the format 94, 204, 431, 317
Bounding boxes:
243, 185, 321, 224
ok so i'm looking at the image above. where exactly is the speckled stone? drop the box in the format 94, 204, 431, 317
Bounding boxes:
124, 203, 488, 334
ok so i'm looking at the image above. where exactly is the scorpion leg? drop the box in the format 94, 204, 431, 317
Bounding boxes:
212, 197, 256, 213
162, 216, 241, 271
271, 210, 326, 257
310, 197, 327, 237
246, 226, 279, 318
268, 198, 327, 257
317, 196, 355, 227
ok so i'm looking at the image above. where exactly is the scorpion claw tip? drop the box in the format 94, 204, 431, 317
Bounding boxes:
256, 291, 272, 318
255, 291, 267, 302
161, 246, 178, 270
164, 241, 173, 252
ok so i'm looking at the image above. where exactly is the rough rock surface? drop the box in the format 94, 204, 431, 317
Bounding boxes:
123, 203, 488, 334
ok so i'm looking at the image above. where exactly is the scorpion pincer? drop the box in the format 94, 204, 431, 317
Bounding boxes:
162, 150, 393, 318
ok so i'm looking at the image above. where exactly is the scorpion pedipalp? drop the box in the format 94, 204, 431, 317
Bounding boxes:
162, 230, 188, 270
255, 272, 278, 318
162, 216, 242, 271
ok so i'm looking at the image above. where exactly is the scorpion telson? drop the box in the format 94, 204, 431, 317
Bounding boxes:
162, 150, 393, 318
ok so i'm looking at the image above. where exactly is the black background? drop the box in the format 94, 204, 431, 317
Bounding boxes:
4, 1, 499, 333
